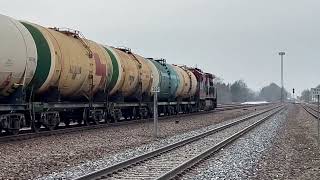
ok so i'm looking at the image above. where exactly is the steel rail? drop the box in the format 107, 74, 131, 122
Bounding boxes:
158, 106, 285, 180
301, 104, 318, 119
75, 105, 283, 180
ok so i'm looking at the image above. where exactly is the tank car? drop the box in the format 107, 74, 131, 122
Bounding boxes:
0, 14, 217, 135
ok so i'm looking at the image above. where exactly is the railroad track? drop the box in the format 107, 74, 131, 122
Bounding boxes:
215, 103, 268, 111
301, 104, 318, 118
0, 103, 272, 144
75, 105, 284, 180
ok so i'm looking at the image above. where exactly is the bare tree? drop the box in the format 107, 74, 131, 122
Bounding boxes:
259, 83, 288, 102
300, 89, 311, 102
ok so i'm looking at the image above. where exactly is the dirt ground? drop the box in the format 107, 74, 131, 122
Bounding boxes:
250, 104, 320, 180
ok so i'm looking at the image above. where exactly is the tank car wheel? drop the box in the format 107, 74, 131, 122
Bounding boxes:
167, 106, 172, 116
83, 109, 89, 126
46, 122, 59, 131
111, 115, 120, 123
104, 112, 111, 123
9, 129, 19, 135
63, 119, 71, 127
132, 108, 137, 120
123, 114, 128, 120
162, 106, 167, 116
173, 106, 178, 115
31, 122, 41, 133
12, 129, 19, 135
186, 106, 191, 114
142, 111, 149, 119
46, 125, 55, 131
107, 118, 115, 123
168, 106, 173, 116
77, 119, 82, 125
84, 119, 89, 126
171, 106, 175, 115
92, 118, 99, 125
184, 108, 188, 114
168, 107, 173, 116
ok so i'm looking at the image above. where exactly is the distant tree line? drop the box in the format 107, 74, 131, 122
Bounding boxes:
299, 84, 320, 102
300, 89, 311, 102
214, 78, 289, 103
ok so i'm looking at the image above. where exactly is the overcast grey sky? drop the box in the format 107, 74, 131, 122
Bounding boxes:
1, 0, 319, 95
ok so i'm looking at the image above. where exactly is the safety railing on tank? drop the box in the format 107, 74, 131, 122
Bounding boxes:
49, 27, 93, 58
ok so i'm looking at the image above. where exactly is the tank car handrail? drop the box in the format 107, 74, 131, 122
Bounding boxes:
155, 58, 166, 65
48, 27, 93, 58
116, 46, 132, 53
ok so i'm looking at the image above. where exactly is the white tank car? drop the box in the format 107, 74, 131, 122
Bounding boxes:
0, 14, 37, 96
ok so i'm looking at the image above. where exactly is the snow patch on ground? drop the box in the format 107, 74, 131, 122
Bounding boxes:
241, 101, 268, 105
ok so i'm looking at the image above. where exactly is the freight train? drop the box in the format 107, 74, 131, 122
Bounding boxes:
0, 14, 217, 135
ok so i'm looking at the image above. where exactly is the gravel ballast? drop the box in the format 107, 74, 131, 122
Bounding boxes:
0, 105, 270, 179
181, 104, 320, 180
181, 106, 288, 179
251, 104, 320, 179
39, 107, 277, 179
69, 108, 281, 180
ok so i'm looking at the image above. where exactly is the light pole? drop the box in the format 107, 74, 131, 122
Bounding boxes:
279, 52, 285, 103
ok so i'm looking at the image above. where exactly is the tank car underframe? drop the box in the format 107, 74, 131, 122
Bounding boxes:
0, 83, 217, 135
0, 83, 214, 135
0, 99, 205, 135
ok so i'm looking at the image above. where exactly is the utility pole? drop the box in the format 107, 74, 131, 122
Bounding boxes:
317, 94, 320, 148
152, 86, 160, 138
279, 52, 285, 103
311, 88, 320, 146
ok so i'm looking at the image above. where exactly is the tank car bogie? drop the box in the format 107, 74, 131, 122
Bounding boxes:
0, 113, 26, 135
